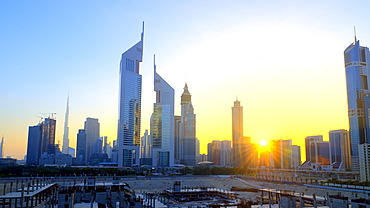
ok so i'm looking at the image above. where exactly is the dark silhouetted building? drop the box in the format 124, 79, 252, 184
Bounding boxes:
76, 129, 86, 163
26, 117, 56, 165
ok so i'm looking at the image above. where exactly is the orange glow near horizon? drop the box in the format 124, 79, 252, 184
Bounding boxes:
258, 139, 270, 154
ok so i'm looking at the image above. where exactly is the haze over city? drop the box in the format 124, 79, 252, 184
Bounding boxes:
1, 1, 370, 160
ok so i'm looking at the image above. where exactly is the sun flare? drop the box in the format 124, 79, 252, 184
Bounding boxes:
259, 140, 267, 146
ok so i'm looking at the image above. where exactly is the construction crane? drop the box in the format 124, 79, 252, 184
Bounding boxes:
35, 115, 43, 124
39, 112, 56, 119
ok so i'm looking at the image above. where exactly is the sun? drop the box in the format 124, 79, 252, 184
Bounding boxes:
259, 140, 267, 146
258, 139, 270, 152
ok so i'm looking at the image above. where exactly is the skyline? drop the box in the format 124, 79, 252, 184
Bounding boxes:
1, 1, 370, 160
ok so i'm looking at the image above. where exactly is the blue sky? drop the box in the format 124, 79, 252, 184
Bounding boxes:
1, 1, 370, 159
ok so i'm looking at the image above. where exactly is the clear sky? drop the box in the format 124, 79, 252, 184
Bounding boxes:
1, 1, 370, 161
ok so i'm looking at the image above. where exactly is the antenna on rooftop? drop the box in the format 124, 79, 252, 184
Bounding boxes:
354, 26, 357, 43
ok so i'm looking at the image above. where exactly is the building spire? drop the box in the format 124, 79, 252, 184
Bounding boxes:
141, 21, 144, 42
153, 54, 156, 73
354, 26, 357, 43
181, 83, 191, 104
184, 83, 189, 93
62, 95, 70, 154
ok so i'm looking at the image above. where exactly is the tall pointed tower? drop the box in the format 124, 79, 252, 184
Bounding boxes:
62, 96, 70, 154
151, 55, 175, 167
232, 99, 243, 167
344, 36, 370, 172
117, 23, 144, 167
179, 84, 197, 166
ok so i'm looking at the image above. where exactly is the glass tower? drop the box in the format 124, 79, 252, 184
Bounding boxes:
118, 24, 144, 167
344, 38, 370, 171
151, 56, 175, 167
26, 117, 56, 165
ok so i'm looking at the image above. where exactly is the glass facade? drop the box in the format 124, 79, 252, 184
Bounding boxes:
151, 63, 175, 167
118, 27, 143, 167
158, 151, 170, 167
344, 40, 370, 171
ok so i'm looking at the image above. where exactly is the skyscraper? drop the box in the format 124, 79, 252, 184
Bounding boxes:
76, 129, 86, 161
358, 144, 370, 181
117, 23, 144, 167
26, 117, 56, 165
271, 139, 292, 169
207, 140, 232, 166
0, 136, 4, 158
40, 117, 57, 155
232, 99, 243, 167
174, 115, 181, 164
291, 145, 301, 169
140, 130, 151, 159
179, 84, 197, 166
151, 56, 175, 167
329, 129, 351, 170
62, 96, 70, 154
344, 36, 370, 171
303, 135, 330, 169
305, 135, 323, 163
220, 140, 232, 166
84, 118, 100, 164
27, 124, 42, 165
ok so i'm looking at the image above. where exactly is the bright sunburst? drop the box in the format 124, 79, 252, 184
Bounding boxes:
259, 140, 267, 146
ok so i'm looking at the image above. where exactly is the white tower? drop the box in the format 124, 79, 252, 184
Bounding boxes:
151, 55, 175, 167
62, 96, 70, 154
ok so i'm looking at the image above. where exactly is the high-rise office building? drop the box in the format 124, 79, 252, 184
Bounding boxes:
41, 117, 57, 155
220, 140, 232, 166
140, 130, 151, 159
179, 84, 197, 166
0, 136, 4, 158
76, 129, 86, 161
174, 115, 181, 164
84, 118, 100, 164
207, 140, 232, 166
62, 96, 70, 154
208, 140, 221, 165
117, 24, 144, 167
271, 139, 292, 169
240, 142, 258, 168
344, 37, 370, 171
303, 135, 330, 169
358, 143, 370, 181
26, 117, 56, 165
195, 138, 201, 164
329, 129, 351, 171
291, 145, 301, 169
305, 135, 323, 163
207, 143, 213, 162
151, 56, 175, 167
259, 151, 270, 167
232, 99, 244, 167
27, 125, 42, 165
93, 137, 103, 154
